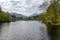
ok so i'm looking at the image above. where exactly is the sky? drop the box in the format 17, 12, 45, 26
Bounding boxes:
0, 0, 50, 16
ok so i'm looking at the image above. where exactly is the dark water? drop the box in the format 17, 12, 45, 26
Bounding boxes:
0, 21, 49, 40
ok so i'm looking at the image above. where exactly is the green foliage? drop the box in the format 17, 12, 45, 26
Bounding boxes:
38, 0, 60, 24
0, 11, 13, 22
23, 17, 28, 20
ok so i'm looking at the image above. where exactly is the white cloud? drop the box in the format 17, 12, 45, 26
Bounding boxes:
0, 0, 50, 16
0, 0, 8, 2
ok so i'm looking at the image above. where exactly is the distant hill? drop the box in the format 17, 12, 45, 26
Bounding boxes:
10, 13, 26, 18
30, 13, 39, 17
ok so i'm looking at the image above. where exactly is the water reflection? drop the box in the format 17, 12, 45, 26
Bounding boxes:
0, 21, 49, 40
0, 23, 2, 34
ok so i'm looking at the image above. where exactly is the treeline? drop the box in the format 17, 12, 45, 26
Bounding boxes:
0, 6, 13, 22
38, 0, 60, 25
23, 16, 39, 20
0, 11, 13, 22
11, 15, 39, 21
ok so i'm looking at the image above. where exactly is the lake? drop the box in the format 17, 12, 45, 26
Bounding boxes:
0, 21, 49, 40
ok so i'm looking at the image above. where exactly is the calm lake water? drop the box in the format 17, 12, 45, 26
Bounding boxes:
0, 21, 49, 40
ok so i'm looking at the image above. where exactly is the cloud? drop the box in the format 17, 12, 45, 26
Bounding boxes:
0, 0, 50, 16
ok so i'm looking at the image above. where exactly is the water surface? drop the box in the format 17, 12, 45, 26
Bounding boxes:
0, 21, 48, 40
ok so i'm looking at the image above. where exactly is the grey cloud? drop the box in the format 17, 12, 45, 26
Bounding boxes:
0, 0, 51, 16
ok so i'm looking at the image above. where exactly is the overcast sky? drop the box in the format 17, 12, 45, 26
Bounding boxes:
0, 0, 50, 16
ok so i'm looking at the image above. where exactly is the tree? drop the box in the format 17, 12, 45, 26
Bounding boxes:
0, 12, 12, 22
50, 0, 60, 24
38, 0, 60, 24
0, 6, 13, 22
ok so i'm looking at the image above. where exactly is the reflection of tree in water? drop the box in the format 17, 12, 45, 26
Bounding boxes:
0, 23, 10, 34
0, 23, 3, 34
39, 25, 49, 40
